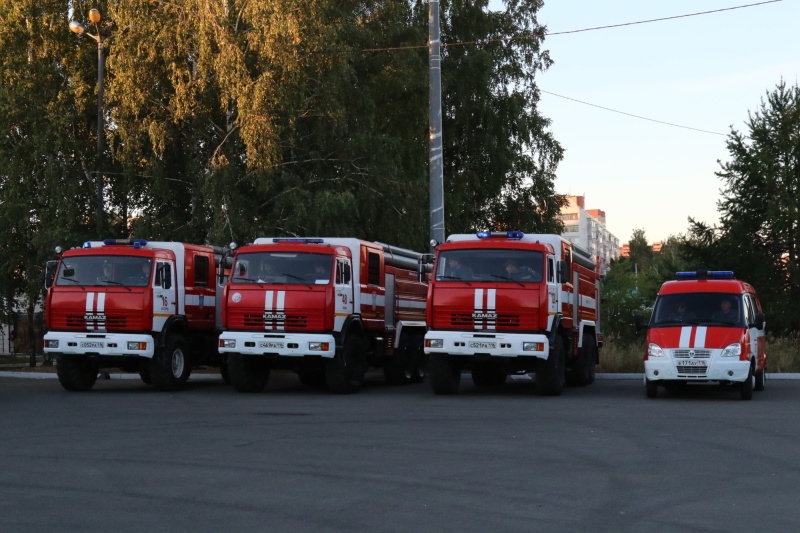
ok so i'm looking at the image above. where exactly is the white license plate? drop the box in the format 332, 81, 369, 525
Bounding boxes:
676, 359, 705, 366
80, 342, 104, 349
469, 341, 496, 349
258, 342, 285, 349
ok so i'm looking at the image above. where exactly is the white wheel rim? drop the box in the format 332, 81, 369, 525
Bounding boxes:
171, 349, 185, 378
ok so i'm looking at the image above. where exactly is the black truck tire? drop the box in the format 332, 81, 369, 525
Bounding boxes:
228, 353, 270, 393
429, 354, 461, 395
567, 333, 597, 387
149, 333, 192, 391
325, 333, 365, 394
536, 335, 565, 396
56, 354, 99, 392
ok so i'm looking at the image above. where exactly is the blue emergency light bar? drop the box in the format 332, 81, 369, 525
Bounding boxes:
676, 270, 734, 280
476, 231, 525, 240
98, 238, 148, 249
272, 238, 324, 244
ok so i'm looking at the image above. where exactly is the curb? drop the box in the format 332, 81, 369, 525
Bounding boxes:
0, 371, 223, 381
3, 371, 799, 380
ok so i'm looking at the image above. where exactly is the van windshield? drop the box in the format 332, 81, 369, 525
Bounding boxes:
651, 292, 745, 328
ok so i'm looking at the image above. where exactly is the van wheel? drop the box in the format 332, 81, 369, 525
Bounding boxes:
645, 377, 658, 398
740, 363, 754, 401
754, 366, 765, 392
56, 355, 98, 392
150, 334, 192, 391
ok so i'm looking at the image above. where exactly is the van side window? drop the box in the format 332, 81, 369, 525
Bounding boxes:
194, 255, 209, 287
368, 252, 380, 285
744, 295, 756, 324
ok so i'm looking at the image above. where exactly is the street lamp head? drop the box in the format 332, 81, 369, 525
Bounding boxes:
69, 21, 86, 34
88, 8, 102, 24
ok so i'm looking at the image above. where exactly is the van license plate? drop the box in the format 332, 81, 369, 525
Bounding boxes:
469, 342, 496, 349
676, 359, 705, 366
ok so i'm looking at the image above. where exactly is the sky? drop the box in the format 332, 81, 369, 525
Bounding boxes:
497, 0, 799, 244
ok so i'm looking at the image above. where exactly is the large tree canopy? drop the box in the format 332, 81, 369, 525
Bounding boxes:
0, 0, 563, 326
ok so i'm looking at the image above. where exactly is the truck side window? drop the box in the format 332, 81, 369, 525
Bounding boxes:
194, 255, 209, 287
155, 263, 172, 289
547, 257, 555, 283
337, 260, 351, 285
368, 252, 380, 285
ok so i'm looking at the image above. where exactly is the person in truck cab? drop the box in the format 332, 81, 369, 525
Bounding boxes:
504, 260, 534, 281
445, 258, 471, 280
256, 261, 274, 283
96, 263, 114, 284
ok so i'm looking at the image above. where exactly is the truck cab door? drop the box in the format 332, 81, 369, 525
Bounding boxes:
546, 255, 559, 329
153, 261, 177, 332
334, 258, 354, 331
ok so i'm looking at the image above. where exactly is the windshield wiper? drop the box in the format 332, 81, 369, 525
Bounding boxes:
490, 274, 524, 287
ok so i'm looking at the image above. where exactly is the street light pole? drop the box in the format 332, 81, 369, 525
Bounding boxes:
428, 0, 445, 250
69, 8, 105, 238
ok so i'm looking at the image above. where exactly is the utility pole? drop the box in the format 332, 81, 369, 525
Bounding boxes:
428, 0, 445, 249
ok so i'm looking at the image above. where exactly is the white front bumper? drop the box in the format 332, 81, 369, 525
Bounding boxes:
424, 331, 550, 359
645, 355, 751, 382
218, 331, 336, 358
43, 332, 155, 358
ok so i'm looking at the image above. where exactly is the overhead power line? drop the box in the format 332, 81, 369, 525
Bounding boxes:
540, 90, 728, 136
360, 0, 782, 52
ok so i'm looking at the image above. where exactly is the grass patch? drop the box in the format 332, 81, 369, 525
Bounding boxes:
597, 335, 800, 373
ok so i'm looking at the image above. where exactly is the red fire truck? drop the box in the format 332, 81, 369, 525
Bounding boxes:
43, 239, 226, 391
424, 231, 602, 395
218, 237, 431, 393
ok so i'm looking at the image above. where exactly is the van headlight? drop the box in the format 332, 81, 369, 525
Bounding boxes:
720, 343, 741, 358
648, 343, 664, 358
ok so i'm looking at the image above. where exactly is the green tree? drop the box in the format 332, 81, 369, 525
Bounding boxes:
0, 1, 99, 360
440, 0, 564, 234
685, 80, 800, 332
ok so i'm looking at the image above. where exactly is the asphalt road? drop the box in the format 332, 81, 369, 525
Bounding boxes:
1, 372, 799, 533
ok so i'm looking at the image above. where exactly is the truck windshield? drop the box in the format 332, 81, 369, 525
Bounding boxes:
56, 255, 153, 288
651, 292, 745, 328
435, 249, 543, 283
231, 252, 332, 285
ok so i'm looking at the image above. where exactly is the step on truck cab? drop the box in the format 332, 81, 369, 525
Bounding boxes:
638, 270, 767, 400
424, 231, 603, 395
218, 237, 431, 394
43, 239, 226, 391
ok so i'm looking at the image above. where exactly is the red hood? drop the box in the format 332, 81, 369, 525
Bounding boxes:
427, 285, 543, 330
224, 286, 329, 331
648, 326, 745, 350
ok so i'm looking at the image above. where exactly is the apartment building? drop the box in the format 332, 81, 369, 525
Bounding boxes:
558, 195, 620, 273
